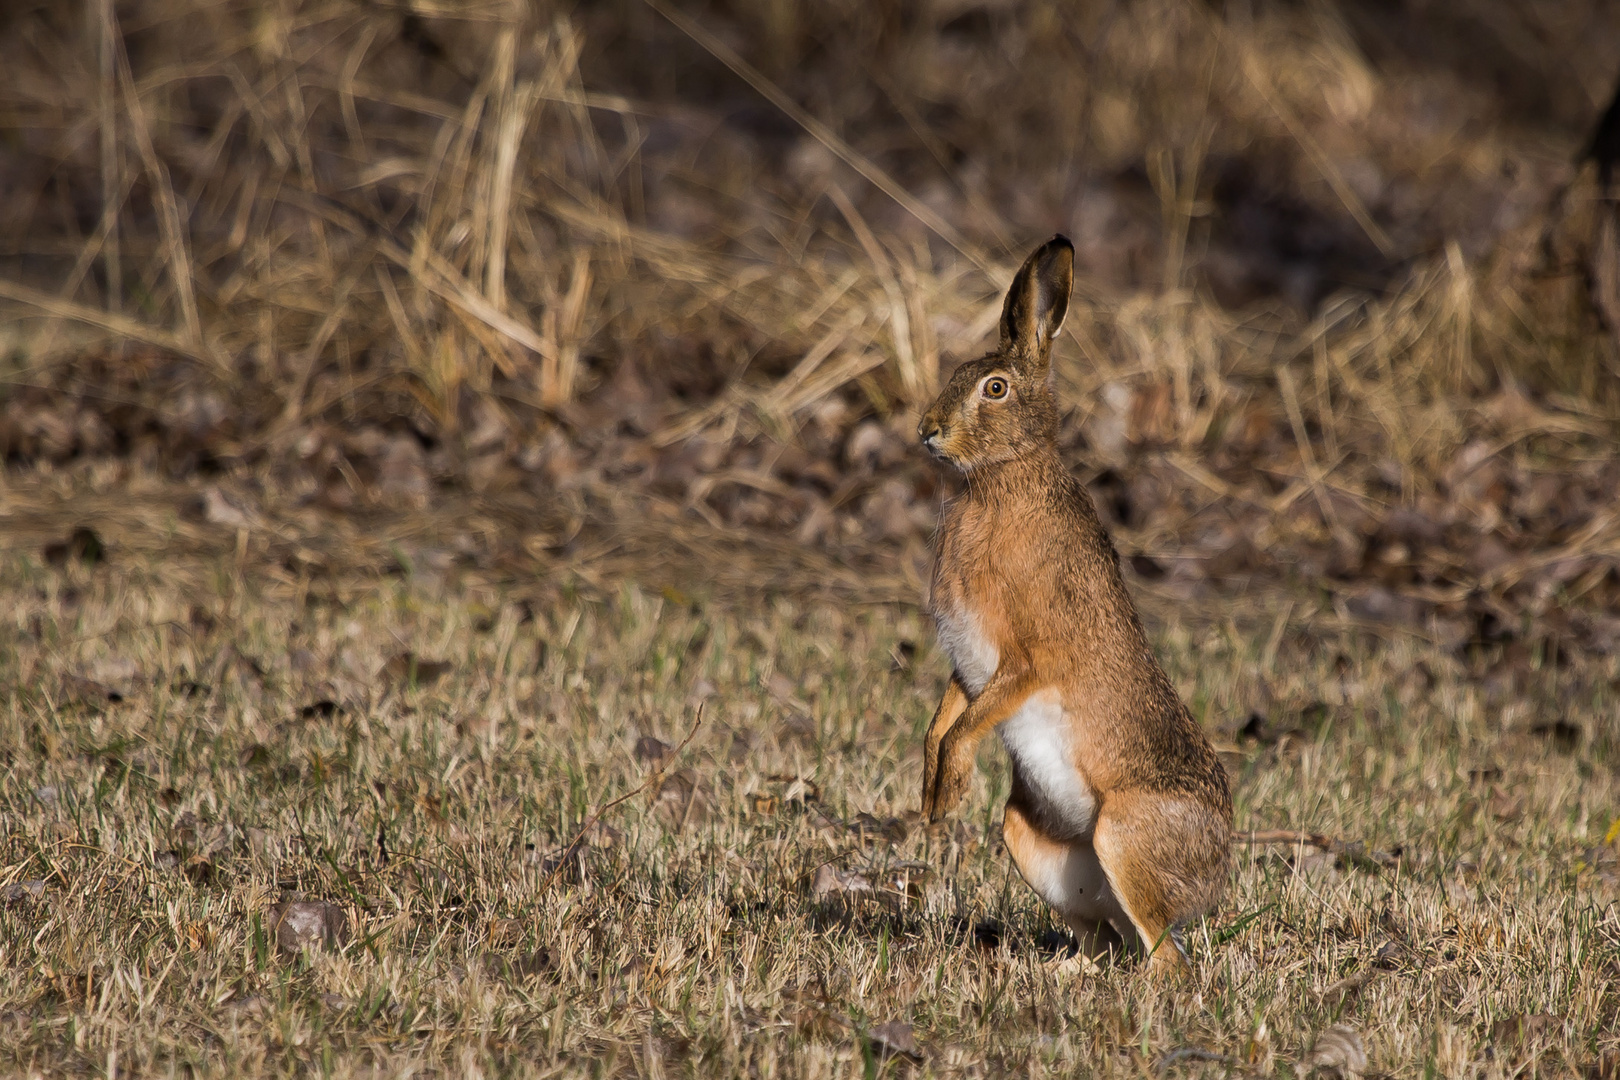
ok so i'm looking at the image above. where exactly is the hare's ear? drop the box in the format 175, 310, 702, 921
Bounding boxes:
999, 235, 1074, 372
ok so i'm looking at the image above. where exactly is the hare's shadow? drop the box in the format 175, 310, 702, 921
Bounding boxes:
804, 902, 1090, 963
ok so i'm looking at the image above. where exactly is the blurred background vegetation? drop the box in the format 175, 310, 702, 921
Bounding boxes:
4, 0, 1620, 632
12, 6, 1620, 1073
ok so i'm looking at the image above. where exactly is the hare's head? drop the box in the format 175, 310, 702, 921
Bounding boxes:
918, 236, 1073, 472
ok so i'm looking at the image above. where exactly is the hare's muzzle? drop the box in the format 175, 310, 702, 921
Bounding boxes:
918, 420, 946, 458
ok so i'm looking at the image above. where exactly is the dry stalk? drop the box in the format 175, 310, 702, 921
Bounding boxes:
643, 0, 987, 273
110, 5, 203, 352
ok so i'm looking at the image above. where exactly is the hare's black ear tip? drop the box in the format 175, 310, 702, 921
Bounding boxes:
1037, 235, 1075, 269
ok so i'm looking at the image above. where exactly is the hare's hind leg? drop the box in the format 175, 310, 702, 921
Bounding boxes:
1091, 790, 1229, 976
1002, 801, 1128, 960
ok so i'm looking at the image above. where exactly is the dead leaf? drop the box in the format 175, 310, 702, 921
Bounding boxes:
764, 773, 820, 806
883, 863, 932, 900
748, 792, 779, 816
1236, 712, 1306, 749
1344, 587, 1426, 627
839, 812, 909, 844
1129, 380, 1175, 445
62, 676, 122, 705
265, 897, 349, 956
1157, 1047, 1238, 1074
1578, 844, 1620, 887
454, 711, 498, 739
487, 917, 524, 948
790, 997, 845, 1039
182, 854, 218, 885
766, 671, 798, 701
1128, 553, 1167, 579
1292, 847, 1342, 880
380, 652, 451, 689
1306, 1024, 1367, 1078
1586, 1050, 1620, 1080
376, 434, 430, 505
868, 1020, 923, 1062
811, 864, 873, 899
200, 487, 255, 528
845, 420, 902, 470
1320, 969, 1377, 1005
226, 995, 267, 1019
1471, 534, 1517, 577
1204, 534, 1270, 579
88, 656, 139, 686
1372, 940, 1404, 969
634, 735, 672, 766
43, 526, 104, 567
587, 819, 624, 848
720, 727, 755, 764
2, 880, 45, 907
1488, 789, 1524, 823
651, 769, 711, 829
509, 947, 554, 980
780, 712, 817, 746
1489, 1013, 1558, 1049
1234, 830, 1399, 873
1529, 719, 1581, 751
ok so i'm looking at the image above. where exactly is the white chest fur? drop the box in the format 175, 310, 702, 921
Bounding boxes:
998, 688, 1096, 838
933, 603, 999, 695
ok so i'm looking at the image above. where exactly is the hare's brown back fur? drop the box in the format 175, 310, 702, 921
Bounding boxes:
918, 236, 1231, 973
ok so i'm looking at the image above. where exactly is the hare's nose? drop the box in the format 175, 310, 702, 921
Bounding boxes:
919, 422, 941, 444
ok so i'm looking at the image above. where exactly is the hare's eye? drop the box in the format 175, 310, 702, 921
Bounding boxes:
982, 377, 1008, 400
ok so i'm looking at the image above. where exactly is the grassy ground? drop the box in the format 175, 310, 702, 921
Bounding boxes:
4, 515, 1619, 1079
6, 2, 1620, 1075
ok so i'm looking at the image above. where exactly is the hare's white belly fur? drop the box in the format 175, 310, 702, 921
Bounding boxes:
934, 603, 999, 695
934, 603, 1097, 835
999, 690, 1120, 929
998, 688, 1097, 838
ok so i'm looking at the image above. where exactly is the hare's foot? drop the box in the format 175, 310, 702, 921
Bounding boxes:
1049, 915, 1127, 979
1064, 913, 1130, 963
1002, 800, 1132, 957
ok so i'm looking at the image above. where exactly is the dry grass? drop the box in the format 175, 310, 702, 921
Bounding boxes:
6, 1, 1620, 620
5, 2, 1620, 1075
3, 540, 1620, 1077
2, 0, 1618, 444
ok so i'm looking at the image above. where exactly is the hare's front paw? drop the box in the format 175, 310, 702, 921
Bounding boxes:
930, 770, 970, 822
929, 739, 973, 822
921, 746, 940, 817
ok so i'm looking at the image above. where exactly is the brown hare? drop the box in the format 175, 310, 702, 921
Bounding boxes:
917, 236, 1231, 974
